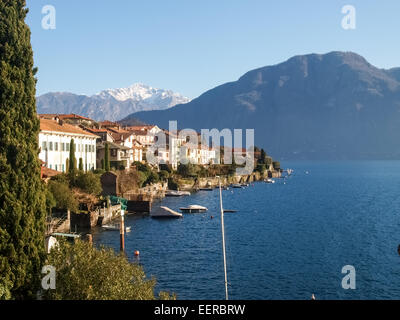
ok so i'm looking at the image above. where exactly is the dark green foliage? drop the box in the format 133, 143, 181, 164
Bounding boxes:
74, 172, 102, 196
0, 0, 47, 299
134, 162, 159, 187
167, 179, 179, 191
68, 139, 76, 174
44, 186, 56, 215
145, 171, 159, 185
158, 170, 169, 181
177, 163, 196, 178
101, 158, 104, 170
256, 164, 267, 174
78, 158, 83, 171
159, 164, 172, 173
260, 149, 267, 164
42, 240, 175, 300
65, 158, 69, 173
94, 168, 105, 175
104, 143, 110, 172
273, 161, 281, 170
48, 181, 78, 212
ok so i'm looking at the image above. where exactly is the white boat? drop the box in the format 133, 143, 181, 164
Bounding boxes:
265, 178, 275, 184
102, 224, 131, 232
180, 205, 208, 213
165, 190, 191, 197
151, 206, 183, 218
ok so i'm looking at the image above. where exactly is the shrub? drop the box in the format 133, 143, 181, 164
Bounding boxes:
42, 240, 175, 300
168, 179, 179, 191
159, 170, 170, 181
48, 181, 79, 212
75, 172, 102, 195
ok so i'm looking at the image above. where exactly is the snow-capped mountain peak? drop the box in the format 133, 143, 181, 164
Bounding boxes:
36, 83, 191, 122
96, 83, 189, 104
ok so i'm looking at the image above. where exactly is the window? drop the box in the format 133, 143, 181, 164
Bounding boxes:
55, 142, 58, 151
66, 143, 70, 151
61, 143, 64, 151
49, 142, 53, 151
85, 144, 88, 152
62, 164, 65, 172
55, 164, 58, 171
42, 141, 47, 150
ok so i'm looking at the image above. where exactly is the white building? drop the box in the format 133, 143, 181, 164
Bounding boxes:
39, 118, 98, 172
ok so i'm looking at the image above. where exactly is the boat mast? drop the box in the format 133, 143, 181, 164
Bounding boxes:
218, 177, 229, 300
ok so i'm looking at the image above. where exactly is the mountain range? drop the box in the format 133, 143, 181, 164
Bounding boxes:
36, 83, 190, 122
124, 52, 400, 160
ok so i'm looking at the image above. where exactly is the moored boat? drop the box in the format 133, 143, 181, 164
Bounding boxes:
150, 206, 183, 218
231, 184, 243, 188
102, 224, 131, 232
180, 205, 208, 213
165, 190, 191, 197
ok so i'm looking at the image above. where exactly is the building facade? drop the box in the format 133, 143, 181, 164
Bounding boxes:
39, 118, 98, 172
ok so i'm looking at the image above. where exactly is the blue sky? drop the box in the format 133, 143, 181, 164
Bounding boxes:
26, 0, 400, 98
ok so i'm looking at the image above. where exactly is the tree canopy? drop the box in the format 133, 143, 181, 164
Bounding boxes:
0, 0, 47, 299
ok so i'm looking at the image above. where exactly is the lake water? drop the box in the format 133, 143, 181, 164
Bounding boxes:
92, 161, 400, 300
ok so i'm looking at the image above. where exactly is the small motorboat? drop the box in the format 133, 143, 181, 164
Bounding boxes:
180, 205, 208, 213
150, 206, 183, 218
223, 209, 237, 213
265, 179, 275, 184
231, 184, 243, 189
102, 224, 131, 232
241, 183, 250, 187
199, 187, 213, 191
165, 190, 191, 197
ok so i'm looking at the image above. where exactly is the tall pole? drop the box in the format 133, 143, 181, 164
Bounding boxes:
218, 177, 229, 300
120, 209, 125, 253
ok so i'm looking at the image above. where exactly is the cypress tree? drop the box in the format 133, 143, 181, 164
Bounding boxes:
104, 143, 110, 172
68, 139, 76, 174
0, 0, 47, 299
78, 158, 83, 172
65, 158, 69, 173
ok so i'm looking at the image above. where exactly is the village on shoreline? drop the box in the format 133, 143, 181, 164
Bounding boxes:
38, 113, 283, 238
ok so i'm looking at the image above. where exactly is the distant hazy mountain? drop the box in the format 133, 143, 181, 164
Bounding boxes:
125, 52, 400, 160
36, 83, 191, 122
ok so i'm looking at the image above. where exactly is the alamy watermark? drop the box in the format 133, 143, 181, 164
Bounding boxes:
41, 265, 56, 290
341, 5, 356, 30
145, 121, 255, 175
341, 265, 356, 290
42, 5, 56, 30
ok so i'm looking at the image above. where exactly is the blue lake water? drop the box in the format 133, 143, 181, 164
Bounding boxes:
92, 161, 400, 300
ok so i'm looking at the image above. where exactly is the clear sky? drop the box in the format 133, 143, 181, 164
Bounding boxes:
26, 0, 400, 98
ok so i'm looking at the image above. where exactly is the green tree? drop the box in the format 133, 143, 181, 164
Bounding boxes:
104, 143, 110, 172
65, 158, 69, 173
45, 186, 56, 216
0, 0, 47, 299
158, 170, 170, 181
101, 158, 105, 170
42, 240, 176, 300
75, 172, 102, 195
48, 181, 79, 212
78, 158, 83, 171
68, 139, 77, 174
273, 161, 281, 171
260, 149, 267, 164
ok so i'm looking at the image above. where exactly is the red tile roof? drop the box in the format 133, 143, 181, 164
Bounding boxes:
40, 119, 99, 137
